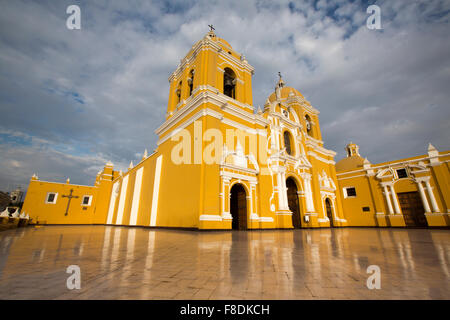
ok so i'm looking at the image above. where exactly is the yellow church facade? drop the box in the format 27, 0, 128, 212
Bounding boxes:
21, 31, 449, 229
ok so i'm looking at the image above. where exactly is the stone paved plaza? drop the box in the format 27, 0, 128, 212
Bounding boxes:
0, 225, 449, 299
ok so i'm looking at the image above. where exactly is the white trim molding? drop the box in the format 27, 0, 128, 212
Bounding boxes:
150, 155, 163, 227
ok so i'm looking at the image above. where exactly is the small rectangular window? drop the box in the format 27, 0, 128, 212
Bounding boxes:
45, 192, 58, 204
362, 206, 370, 212
345, 187, 357, 198
81, 195, 92, 206
396, 168, 408, 179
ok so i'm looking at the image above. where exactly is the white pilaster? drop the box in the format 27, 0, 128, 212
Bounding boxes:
303, 174, 315, 213
389, 184, 401, 214
276, 172, 283, 209
250, 182, 257, 215
115, 175, 129, 225
276, 171, 289, 211
150, 155, 163, 227
129, 167, 144, 226
417, 181, 431, 213
106, 181, 120, 224
275, 124, 281, 150
280, 171, 289, 210
383, 185, 394, 214
424, 180, 440, 213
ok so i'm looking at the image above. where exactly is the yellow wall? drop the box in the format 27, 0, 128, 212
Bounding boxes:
22, 180, 98, 225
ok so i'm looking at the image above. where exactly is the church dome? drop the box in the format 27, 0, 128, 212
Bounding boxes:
335, 142, 366, 172
217, 37, 232, 48
268, 86, 305, 103
335, 155, 365, 172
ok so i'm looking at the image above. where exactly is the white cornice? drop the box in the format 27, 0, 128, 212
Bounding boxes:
220, 168, 258, 183
156, 87, 268, 138
271, 112, 301, 129
156, 108, 221, 146
307, 151, 336, 165
336, 153, 450, 176
305, 140, 336, 158
306, 135, 325, 147
30, 180, 98, 188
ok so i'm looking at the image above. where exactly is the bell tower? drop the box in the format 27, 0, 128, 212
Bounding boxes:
166, 27, 255, 118
346, 142, 360, 157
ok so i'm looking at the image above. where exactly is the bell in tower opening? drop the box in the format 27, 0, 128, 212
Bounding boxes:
223, 67, 236, 99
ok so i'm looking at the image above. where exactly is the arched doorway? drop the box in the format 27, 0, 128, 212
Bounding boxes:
230, 184, 247, 230
286, 177, 301, 228
325, 198, 334, 227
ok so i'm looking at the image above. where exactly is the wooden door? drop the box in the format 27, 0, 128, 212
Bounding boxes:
286, 178, 301, 228
397, 192, 428, 227
230, 184, 247, 230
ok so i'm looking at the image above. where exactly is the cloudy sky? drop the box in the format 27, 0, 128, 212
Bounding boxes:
0, 0, 449, 191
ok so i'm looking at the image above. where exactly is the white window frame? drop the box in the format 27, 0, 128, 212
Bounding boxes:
343, 186, 357, 199
81, 195, 93, 207
45, 192, 58, 204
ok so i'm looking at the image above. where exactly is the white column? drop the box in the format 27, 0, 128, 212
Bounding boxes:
115, 175, 129, 225
274, 127, 280, 150
280, 172, 289, 210
389, 184, 401, 214
250, 183, 257, 215
270, 129, 277, 150
276, 172, 284, 209
248, 186, 253, 215
424, 180, 440, 213
222, 178, 231, 219
383, 185, 394, 214
106, 181, 120, 224
150, 155, 163, 227
417, 181, 431, 213
221, 178, 225, 215
129, 167, 144, 226
305, 178, 315, 213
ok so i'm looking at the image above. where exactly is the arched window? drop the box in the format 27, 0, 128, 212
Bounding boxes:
176, 81, 182, 104
284, 131, 293, 156
188, 69, 194, 96
305, 115, 313, 136
223, 67, 236, 99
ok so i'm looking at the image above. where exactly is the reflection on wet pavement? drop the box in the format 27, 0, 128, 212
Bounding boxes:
0, 226, 449, 299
